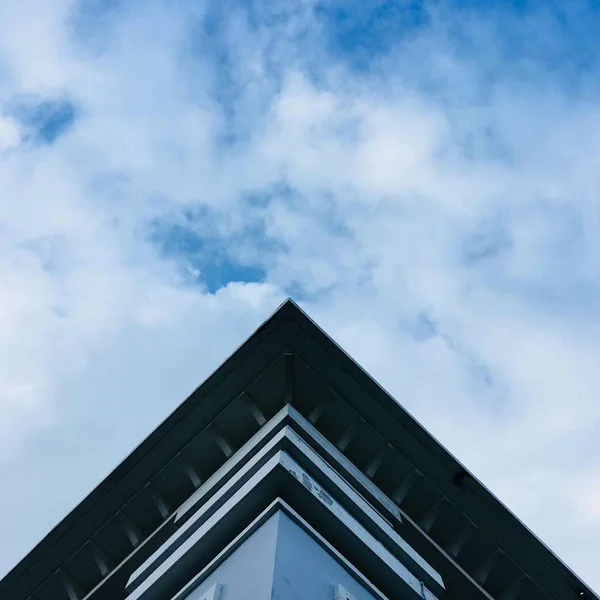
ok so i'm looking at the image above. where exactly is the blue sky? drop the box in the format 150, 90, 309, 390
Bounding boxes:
1, 0, 600, 591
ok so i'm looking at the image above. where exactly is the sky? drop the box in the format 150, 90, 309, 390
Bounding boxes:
1, 0, 600, 592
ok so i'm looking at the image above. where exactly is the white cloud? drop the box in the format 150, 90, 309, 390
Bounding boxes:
0, 0, 599, 593
0, 116, 20, 150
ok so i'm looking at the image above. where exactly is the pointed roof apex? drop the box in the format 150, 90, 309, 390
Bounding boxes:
1, 300, 597, 600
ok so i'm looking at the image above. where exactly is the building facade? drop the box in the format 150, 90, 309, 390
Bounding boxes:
0, 300, 596, 600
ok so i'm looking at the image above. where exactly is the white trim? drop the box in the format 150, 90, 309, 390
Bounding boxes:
171, 500, 391, 600
128, 448, 442, 600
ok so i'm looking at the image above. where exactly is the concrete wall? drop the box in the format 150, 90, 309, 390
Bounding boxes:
184, 512, 279, 600
182, 510, 376, 600
272, 511, 376, 600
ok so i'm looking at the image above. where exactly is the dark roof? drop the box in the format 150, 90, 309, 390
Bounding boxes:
0, 299, 596, 600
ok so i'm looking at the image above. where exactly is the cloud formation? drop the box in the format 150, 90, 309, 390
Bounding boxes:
1, 0, 600, 590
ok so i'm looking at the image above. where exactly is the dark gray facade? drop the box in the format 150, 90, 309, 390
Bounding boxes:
0, 300, 596, 600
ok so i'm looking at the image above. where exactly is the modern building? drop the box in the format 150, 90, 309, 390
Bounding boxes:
0, 300, 596, 600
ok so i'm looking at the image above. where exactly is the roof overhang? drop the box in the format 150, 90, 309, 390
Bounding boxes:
0, 299, 596, 600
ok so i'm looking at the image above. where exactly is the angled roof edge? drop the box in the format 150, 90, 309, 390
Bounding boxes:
286, 300, 597, 599
1, 298, 597, 600
0, 299, 295, 596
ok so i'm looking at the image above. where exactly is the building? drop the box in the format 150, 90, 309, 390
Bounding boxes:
0, 300, 596, 600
